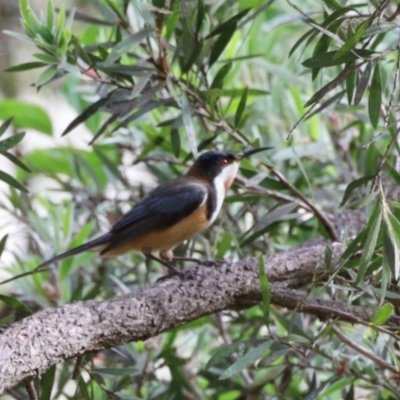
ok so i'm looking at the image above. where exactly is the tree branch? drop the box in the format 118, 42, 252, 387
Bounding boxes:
1, 239, 392, 393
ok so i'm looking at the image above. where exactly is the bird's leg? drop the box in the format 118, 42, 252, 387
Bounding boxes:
145, 253, 184, 277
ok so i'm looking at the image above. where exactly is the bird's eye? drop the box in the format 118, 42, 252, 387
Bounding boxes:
220, 158, 229, 166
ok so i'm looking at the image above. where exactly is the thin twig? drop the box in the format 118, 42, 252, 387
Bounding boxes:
332, 325, 400, 377
265, 166, 340, 241
235, 175, 312, 211
23, 379, 37, 400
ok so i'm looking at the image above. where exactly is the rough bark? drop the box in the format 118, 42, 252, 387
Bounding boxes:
0, 239, 365, 392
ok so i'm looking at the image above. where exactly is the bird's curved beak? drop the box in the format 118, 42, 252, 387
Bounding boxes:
236, 147, 273, 160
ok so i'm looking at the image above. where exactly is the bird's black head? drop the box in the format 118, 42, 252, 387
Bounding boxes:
188, 147, 272, 185
190, 150, 238, 181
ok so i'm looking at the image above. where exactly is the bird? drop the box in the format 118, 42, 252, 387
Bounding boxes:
20, 147, 272, 279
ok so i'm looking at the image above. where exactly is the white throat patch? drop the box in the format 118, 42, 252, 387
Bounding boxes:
208, 163, 239, 225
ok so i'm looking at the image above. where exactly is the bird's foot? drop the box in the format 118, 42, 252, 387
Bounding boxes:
156, 269, 185, 283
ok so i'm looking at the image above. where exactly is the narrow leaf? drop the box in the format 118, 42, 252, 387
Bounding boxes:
0, 234, 8, 258
219, 340, 272, 380
371, 303, 394, 325
323, 0, 341, 10
105, 28, 153, 65
5, 62, 47, 72
0, 132, 25, 153
235, 87, 248, 127
354, 61, 372, 106
302, 49, 373, 69
383, 217, 400, 281
35, 64, 58, 87
0, 170, 28, 192
356, 205, 382, 284
339, 175, 374, 207
211, 63, 232, 89
305, 66, 354, 106
5, 153, 29, 177
170, 128, 181, 157
368, 62, 382, 128
62, 97, 108, 136
363, 22, 398, 38
333, 20, 370, 60
0, 118, 13, 137
346, 66, 356, 104
196, 0, 205, 32
209, 23, 236, 67
206, 8, 250, 39
39, 365, 56, 400
0, 294, 33, 314
182, 39, 204, 73
181, 94, 198, 157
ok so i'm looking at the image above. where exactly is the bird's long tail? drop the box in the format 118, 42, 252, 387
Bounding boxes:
0, 233, 112, 286
37, 233, 113, 269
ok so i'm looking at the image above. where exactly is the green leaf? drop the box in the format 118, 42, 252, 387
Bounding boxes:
0, 118, 14, 137
5, 62, 47, 72
363, 22, 398, 38
46, 1, 55, 30
35, 64, 58, 87
354, 62, 372, 106
333, 20, 370, 60
0, 170, 28, 192
2, 151, 32, 172
170, 127, 181, 157
222, 88, 269, 97
258, 253, 270, 323
346, 66, 356, 105
105, 28, 153, 65
235, 87, 248, 127
339, 175, 374, 207
209, 23, 236, 67
0, 100, 52, 134
302, 49, 373, 69
211, 63, 232, 89
62, 97, 108, 136
77, 376, 91, 400
219, 340, 272, 380
207, 341, 250, 369
356, 203, 382, 284
305, 66, 355, 107
0, 294, 32, 314
181, 93, 198, 156
322, 0, 341, 10
0, 132, 25, 153
0, 234, 8, 259
305, 90, 345, 119
206, 8, 250, 39
196, 0, 205, 32
182, 39, 204, 74
289, 28, 314, 57
383, 217, 400, 281
371, 303, 394, 325
368, 62, 382, 128
319, 378, 355, 398
39, 365, 56, 400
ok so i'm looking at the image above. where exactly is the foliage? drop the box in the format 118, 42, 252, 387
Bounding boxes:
2, 0, 400, 398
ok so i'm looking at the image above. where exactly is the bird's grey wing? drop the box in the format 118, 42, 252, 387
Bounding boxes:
104, 182, 208, 250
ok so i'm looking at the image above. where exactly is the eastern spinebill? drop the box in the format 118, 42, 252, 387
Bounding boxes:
27, 147, 272, 277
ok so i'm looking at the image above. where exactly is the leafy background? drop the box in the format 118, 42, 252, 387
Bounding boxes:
1, 0, 400, 398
